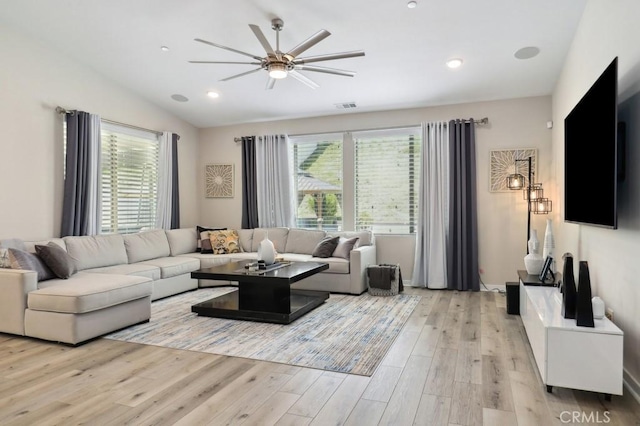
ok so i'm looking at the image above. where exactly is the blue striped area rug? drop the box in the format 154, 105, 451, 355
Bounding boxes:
106, 288, 420, 376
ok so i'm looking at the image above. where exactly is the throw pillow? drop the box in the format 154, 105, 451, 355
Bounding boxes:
209, 230, 241, 254
312, 236, 340, 258
332, 237, 359, 259
35, 242, 77, 279
196, 226, 227, 252
0, 248, 9, 268
8, 248, 54, 282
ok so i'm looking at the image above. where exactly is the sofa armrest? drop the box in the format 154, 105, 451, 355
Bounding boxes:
0, 268, 38, 335
349, 245, 377, 294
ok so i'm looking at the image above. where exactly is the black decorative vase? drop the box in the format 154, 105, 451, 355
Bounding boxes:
576, 261, 595, 327
561, 255, 577, 319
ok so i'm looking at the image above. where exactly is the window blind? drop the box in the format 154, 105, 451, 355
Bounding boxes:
100, 124, 159, 234
353, 127, 421, 233
290, 134, 343, 231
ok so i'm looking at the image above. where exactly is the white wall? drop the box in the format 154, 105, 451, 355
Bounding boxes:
0, 25, 200, 240
199, 96, 552, 284
551, 0, 640, 391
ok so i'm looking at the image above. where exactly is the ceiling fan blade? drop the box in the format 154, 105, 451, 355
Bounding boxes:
293, 50, 365, 65
189, 61, 262, 65
194, 38, 263, 61
285, 29, 331, 59
288, 71, 319, 89
294, 65, 356, 77
266, 77, 276, 90
220, 67, 263, 82
249, 24, 277, 58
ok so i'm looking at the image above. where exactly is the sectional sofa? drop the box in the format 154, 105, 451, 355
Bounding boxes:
0, 227, 376, 345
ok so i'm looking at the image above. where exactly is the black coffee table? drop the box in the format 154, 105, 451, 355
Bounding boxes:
191, 260, 329, 324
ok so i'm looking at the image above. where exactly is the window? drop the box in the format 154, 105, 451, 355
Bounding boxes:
353, 128, 421, 233
100, 123, 159, 234
290, 134, 343, 231
289, 127, 421, 234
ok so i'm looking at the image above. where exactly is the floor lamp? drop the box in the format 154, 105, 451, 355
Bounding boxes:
507, 157, 552, 254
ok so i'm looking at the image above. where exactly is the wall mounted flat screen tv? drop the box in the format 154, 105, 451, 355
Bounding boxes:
564, 57, 619, 229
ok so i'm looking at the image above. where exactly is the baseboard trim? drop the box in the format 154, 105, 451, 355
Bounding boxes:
624, 368, 640, 404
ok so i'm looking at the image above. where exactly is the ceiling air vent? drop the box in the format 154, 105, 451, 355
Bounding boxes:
335, 102, 357, 109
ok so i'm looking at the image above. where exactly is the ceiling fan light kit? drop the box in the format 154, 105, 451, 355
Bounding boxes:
190, 18, 364, 90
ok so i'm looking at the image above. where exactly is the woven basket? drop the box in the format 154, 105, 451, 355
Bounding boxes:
367, 264, 401, 296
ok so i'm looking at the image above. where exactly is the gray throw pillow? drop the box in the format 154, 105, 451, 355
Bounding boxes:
35, 242, 77, 279
312, 236, 340, 258
8, 248, 54, 282
332, 237, 359, 259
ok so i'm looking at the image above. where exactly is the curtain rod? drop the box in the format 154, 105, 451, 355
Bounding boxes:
56, 106, 164, 137
232, 117, 489, 142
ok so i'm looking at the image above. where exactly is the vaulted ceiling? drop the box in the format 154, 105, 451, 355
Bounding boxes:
0, 0, 587, 127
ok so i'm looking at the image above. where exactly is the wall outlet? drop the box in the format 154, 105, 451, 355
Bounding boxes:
605, 308, 614, 322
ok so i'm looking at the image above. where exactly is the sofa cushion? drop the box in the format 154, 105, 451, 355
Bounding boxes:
165, 228, 197, 256
64, 234, 128, 271
178, 253, 241, 269
329, 230, 374, 247
237, 229, 253, 252
84, 263, 161, 281
28, 272, 152, 314
8, 248, 54, 281
123, 230, 171, 263
251, 228, 289, 253
35, 242, 77, 279
332, 237, 359, 259
23, 238, 66, 254
138, 256, 200, 279
282, 253, 349, 274
285, 229, 326, 255
311, 236, 340, 258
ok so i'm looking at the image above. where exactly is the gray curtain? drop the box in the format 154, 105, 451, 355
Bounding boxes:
61, 111, 101, 237
447, 119, 479, 291
256, 134, 295, 228
241, 136, 259, 228
170, 133, 180, 229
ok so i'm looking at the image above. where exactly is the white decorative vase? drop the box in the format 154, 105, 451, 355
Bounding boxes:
257, 232, 276, 265
543, 219, 555, 261
592, 296, 605, 319
524, 229, 544, 275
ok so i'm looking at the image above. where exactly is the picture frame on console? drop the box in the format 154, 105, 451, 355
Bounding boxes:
539, 256, 555, 283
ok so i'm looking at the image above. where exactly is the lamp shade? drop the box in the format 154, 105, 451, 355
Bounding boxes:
507, 173, 525, 190
523, 184, 543, 201
530, 198, 552, 214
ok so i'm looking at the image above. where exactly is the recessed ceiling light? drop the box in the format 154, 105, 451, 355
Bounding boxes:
407, 1, 418, 8
446, 58, 463, 69
160, 46, 169, 52
514, 46, 540, 60
207, 91, 219, 98
171, 94, 189, 102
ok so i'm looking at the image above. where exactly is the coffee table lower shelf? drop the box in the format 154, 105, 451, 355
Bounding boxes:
191, 289, 329, 324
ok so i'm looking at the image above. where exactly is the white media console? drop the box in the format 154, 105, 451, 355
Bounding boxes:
519, 276, 623, 399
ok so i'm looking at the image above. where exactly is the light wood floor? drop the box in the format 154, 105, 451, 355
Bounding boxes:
1, 289, 639, 425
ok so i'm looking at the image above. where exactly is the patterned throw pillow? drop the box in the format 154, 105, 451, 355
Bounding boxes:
196, 226, 227, 252
8, 248, 55, 282
0, 248, 10, 268
208, 230, 241, 254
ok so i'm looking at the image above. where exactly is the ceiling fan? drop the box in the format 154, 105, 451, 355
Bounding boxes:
190, 18, 365, 90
